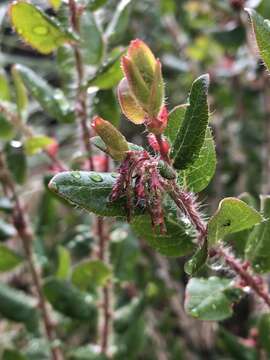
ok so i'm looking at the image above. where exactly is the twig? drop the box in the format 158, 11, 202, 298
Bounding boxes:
0, 151, 63, 360
97, 217, 112, 354
155, 134, 171, 164
167, 179, 270, 308
68, 0, 94, 171
214, 247, 270, 307
154, 254, 216, 356
68, 2, 112, 353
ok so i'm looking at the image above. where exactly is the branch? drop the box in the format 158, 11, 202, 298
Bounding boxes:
68, 0, 94, 171
68, 2, 112, 354
167, 179, 270, 308
0, 151, 63, 360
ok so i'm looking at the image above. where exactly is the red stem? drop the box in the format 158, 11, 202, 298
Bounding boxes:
97, 217, 111, 354
215, 247, 270, 307
68, 2, 112, 353
68, 0, 94, 171
0, 152, 63, 360
167, 179, 270, 308
155, 134, 171, 164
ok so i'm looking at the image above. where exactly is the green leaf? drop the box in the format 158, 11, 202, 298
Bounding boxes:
0, 71, 14, 139
49, 0, 62, 11
258, 313, 270, 354
0, 197, 14, 213
72, 260, 111, 291
87, 50, 124, 90
3, 349, 27, 360
11, 65, 28, 120
49, 171, 127, 217
180, 127, 216, 192
111, 227, 139, 282
56, 45, 75, 94
87, 0, 108, 11
184, 277, 243, 321
105, 0, 133, 45
56, 246, 71, 280
245, 196, 270, 273
171, 74, 210, 170
184, 240, 208, 275
0, 282, 39, 332
207, 197, 262, 245
130, 213, 195, 257
43, 277, 97, 321
224, 193, 258, 258
245, 8, 270, 71
114, 299, 146, 357
114, 297, 145, 333
5, 141, 27, 184
219, 328, 257, 360
0, 69, 11, 102
68, 344, 107, 360
0, 219, 16, 241
0, 245, 23, 272
80, 11, 104, 66
24, 338, 50, 359
14, 64, 74, 123
94, 90, 120, 128
165, 104, 187, 144
25, 135, 54, 155
0, 115, 14, 140
9, 1, 74, 54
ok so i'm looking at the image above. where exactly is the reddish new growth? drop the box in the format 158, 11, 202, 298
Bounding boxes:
145, 105, 169, 136
110, 150, 167, 233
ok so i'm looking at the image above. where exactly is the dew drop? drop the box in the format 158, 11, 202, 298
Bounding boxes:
191, 309, 199, 318
90, 174, 103, 182
49, 181, 58, 192
11, 140, 22, 148
71, 171, 81, 179
33, 26, 49, 35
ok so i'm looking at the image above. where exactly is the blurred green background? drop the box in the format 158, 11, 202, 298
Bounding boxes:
0, 0, 270, 359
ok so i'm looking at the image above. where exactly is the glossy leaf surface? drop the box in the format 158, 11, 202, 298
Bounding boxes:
14, 64, 74, 123
185, 277, 243, 321
208, 197, 262, 245
171, 74, 210, 170
0, 245, 23, 272
9, 1, 73, 54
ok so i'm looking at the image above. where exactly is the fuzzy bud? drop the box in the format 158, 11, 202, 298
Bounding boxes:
120, 39, 165, 119
92, 116, 129, 161
118, 78, 145, 124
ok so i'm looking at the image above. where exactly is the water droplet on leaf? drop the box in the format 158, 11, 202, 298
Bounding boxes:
50, 181, 58, 191
90, 174, 103, 182
71, 171, 81, 179
33, 26, 49, 35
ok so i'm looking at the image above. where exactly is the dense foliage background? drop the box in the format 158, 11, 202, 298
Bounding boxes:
1, 0, 270, 359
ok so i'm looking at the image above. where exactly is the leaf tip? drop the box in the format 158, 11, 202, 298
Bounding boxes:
197, 73, 210, 87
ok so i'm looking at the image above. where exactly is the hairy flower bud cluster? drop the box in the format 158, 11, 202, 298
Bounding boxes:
110, 150, 166, 232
